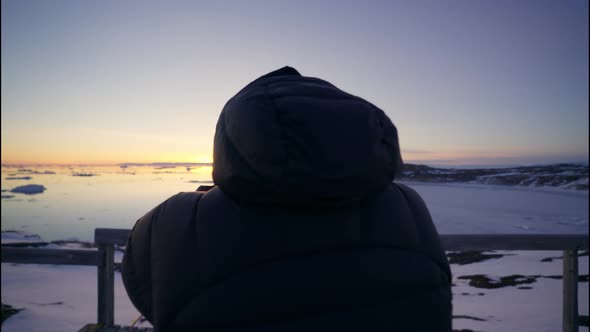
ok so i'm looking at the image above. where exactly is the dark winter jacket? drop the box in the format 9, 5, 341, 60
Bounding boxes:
121, 67, 452, 332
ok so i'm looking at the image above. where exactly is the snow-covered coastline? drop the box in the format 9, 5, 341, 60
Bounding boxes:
1, 231, 588, 332
399, 163, 589, 191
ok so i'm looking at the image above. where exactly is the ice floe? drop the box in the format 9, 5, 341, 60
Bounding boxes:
9, 184, 46, 195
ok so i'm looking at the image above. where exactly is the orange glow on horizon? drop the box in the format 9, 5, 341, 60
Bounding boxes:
1, 141, 583, 167
1, 154, 213, 166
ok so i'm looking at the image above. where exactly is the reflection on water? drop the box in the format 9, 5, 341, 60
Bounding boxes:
2, 164, 587, 242
1, 165, 213, 242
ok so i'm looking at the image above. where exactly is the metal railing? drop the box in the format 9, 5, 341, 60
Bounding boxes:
1, 229, 588, 332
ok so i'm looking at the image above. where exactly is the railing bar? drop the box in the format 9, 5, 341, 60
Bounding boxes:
93, 228, 589, 250
1, 247, 103, 266
97, 244, 115, 326
440, 234, 588, 251
95, 228, 131, 246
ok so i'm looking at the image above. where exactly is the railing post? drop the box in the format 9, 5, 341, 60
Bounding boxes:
97, 244, 115, 326
562, 249, 578, 332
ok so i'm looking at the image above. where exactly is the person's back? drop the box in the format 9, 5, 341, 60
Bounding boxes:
122, 67, 452, 332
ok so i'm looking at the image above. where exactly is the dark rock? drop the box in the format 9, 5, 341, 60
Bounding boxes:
542, 251, 587, 262
453, 315, 487, 321
1, 303, 23, 323
544, 275, 563, 280
33, 301, 63, 306
458, 274, 589, 289
458, 274, 538, 289
447, 251, 505, 265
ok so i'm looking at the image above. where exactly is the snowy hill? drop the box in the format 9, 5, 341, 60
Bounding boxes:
399, 163, 589, 190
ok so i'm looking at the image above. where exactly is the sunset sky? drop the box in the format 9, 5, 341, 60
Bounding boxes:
1, 0, 588, 166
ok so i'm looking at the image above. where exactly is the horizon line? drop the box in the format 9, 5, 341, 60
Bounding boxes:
1, 161, 588, 169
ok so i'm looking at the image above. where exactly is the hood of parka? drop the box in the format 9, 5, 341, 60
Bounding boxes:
212, 66, 402, 208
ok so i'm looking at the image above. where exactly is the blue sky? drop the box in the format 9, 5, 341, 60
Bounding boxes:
1, 0, 588, 166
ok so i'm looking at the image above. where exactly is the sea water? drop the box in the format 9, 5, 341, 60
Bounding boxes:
1, 164, 213, 242
1, 164, 588, 242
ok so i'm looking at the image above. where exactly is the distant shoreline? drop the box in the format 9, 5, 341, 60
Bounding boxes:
1, 163, 588, 191
1, 161, 588, 169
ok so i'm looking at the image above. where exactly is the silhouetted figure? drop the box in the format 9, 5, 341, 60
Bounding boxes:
122, 67, 452, 332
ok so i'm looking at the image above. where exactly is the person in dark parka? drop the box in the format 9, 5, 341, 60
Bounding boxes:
122, 66, 452, 332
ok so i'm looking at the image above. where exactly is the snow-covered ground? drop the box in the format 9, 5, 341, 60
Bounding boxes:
1, 263, 144, 331
1, 232, 150, 331
2, 234, 588, 331
450, 250, 588, 332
